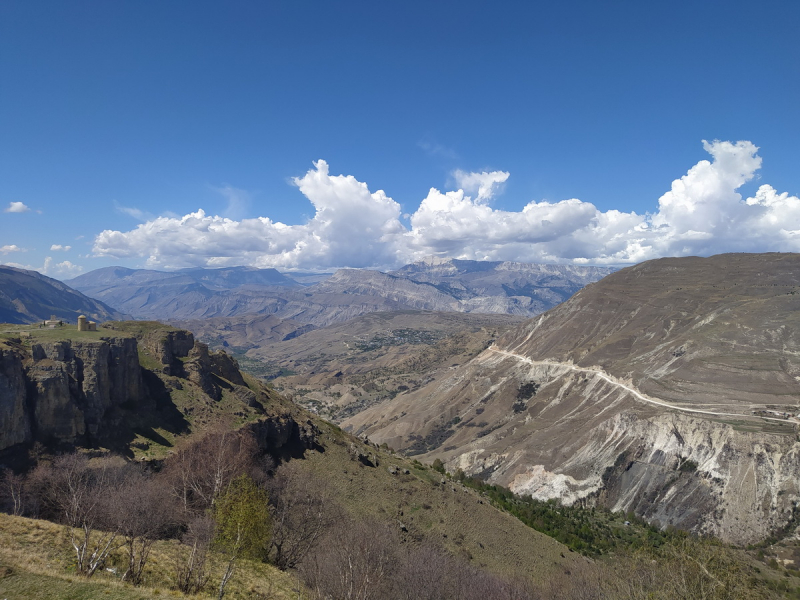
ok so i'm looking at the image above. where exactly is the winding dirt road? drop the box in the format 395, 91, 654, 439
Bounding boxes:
487, 346, 796, 424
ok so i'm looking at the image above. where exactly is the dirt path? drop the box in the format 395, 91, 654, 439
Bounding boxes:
487, 347, 795, 423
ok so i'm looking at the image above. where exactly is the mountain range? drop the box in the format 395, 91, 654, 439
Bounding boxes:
65, 259, 613, 328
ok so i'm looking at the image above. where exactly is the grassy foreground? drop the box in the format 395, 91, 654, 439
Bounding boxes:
0, 514, 301, 599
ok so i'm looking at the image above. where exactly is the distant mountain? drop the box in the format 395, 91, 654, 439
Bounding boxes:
67, 260, 614, 326
0, 265, 126, 324
343, 253, 800, 545
390, 257, 613, 314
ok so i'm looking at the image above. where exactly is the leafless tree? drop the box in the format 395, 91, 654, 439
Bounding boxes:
163, 427, 260, 514
0, 467, 25, 516
267, 461, 337, 569
300, 518, 394, 600
111, 466, 176, 585
174, 515, 214, 595
34, 453, 124, 577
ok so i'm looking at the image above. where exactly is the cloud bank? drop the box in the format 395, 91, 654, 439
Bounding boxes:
93, 141, 800, 270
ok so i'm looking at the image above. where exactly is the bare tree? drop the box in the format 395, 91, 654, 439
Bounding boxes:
34, 453, 124, 577
0, 467, 25, 516
111, 466, 176, 585
267, 462, 337, 570
163, 427, 259, 514
300, 518, 394, 600
175, 515, 214, 595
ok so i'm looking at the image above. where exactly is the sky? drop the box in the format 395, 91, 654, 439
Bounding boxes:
1, 0, 799, 279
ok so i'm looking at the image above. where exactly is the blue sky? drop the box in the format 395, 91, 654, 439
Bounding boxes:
1, 0, 799, 278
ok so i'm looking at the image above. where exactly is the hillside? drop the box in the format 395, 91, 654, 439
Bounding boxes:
343, 253, 800, 545
0, 320, 583, 595
0, 265, 126, 325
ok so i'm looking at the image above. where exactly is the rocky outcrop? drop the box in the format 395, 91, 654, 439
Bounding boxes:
246, 414, 321, 458
142, 328, 250, 402
29, 337, 142, 437
1, 336, 144, 449
143, 329, 195, 376
0, 323, 318, 471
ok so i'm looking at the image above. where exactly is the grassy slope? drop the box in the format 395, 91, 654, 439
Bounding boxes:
301, 421, 584, 583
0, 514, 299, 599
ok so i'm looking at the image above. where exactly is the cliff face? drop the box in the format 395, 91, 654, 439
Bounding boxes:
0, 323, 318, 462
0, 336, 144, 450
0, 343, 30, 448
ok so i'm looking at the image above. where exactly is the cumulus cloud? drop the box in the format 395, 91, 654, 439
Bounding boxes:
452, 169, 509, 202
4, 201, 30, 213
0, 244, 24, 254
2, 257, 83, 279
42, 257, 84, 278
50, 244, 72, 252
94, 160, 406, 269
92, 141, 800, 269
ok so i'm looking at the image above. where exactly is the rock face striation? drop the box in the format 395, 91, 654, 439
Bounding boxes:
344, 253, 800, 545
0, 335, 142, 449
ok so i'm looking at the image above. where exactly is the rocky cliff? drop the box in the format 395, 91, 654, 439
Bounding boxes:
0, 323, 318, 460
0, 335, 143, 449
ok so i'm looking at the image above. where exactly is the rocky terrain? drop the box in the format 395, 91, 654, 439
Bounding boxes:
66, 259, 613, 327
240, 310, 525, 420
0, 265, 126, 325
344, 253, 800, 545
0, 321, 309, 459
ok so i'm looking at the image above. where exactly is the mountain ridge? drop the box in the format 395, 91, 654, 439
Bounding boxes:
66, 259, 614, 328
0, 265, 127, 324
342, 252, 800, 545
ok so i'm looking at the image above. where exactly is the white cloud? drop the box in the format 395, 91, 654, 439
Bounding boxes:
0, 244, 24, 254
4, 201, 30, 213
94, 160, 406, 270
41, 257, 84, 278
91, 141, 800, 269
3, 257, 84, 279
452, 169, 509, 202
50, 244, 72, 252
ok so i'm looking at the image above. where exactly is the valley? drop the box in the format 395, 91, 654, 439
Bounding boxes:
3, 253, 800, 597
342, 253, 800, 545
